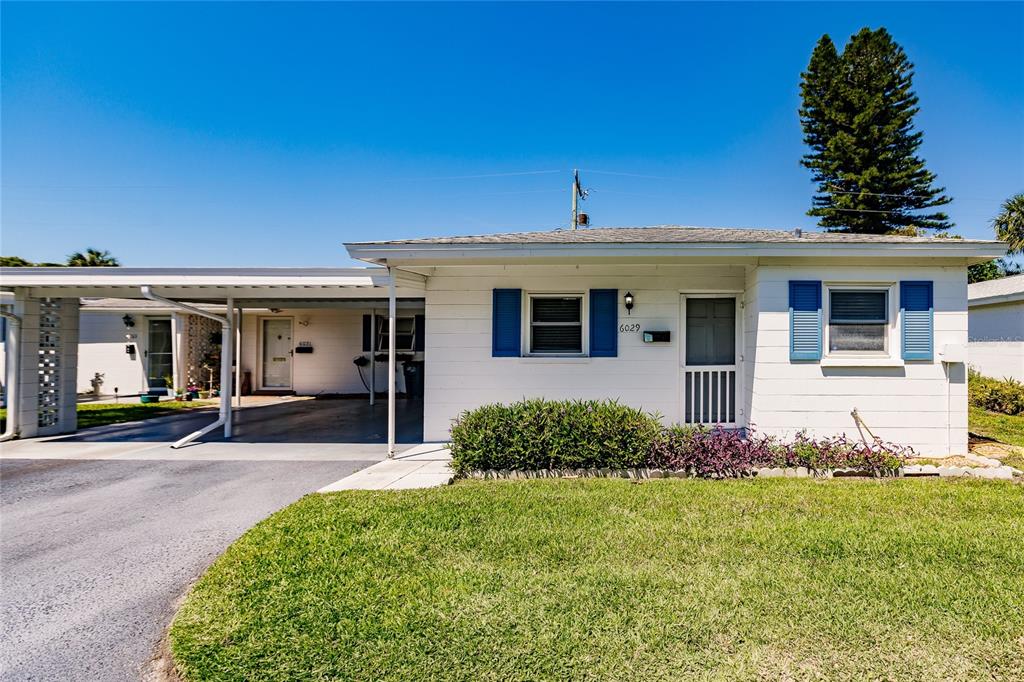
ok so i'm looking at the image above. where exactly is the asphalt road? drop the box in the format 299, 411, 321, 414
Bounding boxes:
0, 457, 371, 681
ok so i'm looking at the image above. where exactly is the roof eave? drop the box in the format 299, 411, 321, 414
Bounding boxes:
344, 240, 1007, 265
968, 292, 1024, 307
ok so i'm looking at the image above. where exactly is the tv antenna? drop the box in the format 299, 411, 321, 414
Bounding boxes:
571, 169, 590, 229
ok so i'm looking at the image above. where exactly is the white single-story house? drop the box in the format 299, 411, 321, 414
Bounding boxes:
0, 225, 1007, 455
967, 273, 1024, 381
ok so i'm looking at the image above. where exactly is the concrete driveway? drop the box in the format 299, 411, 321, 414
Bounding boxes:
0, 456, 373, 681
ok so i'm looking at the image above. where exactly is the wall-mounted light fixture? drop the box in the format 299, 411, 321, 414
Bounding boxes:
624, 292, 634, 315
122, 314, 135, 327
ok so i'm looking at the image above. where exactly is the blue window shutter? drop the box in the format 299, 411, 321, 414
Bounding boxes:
492, 289, 521, 357
589, 289, 618, 357
789, 280, 822, 361
362, 314, 371, 352
414, 314, 425, 352
901, 281, 933, 361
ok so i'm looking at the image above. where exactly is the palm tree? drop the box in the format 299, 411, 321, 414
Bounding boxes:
993, 193, 1024, 255
66, 248, 120, 267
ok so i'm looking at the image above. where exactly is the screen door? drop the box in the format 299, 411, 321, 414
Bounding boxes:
261, 318, 293, 388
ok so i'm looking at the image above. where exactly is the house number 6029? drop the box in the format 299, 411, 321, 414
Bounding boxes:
619, 323, 641, 333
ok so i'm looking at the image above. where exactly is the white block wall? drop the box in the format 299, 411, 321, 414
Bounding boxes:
422, 261, 969, 456
746, 264, 968, 455
968, 342, 1024, 381
967, 301, 1023, 381
423, 264, 746, 441
968, 301, 1024, 342
77, 311, 153, 395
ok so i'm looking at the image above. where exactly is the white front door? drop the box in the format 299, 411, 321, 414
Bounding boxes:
681, 296, 739, 427
261, 318, 293, 389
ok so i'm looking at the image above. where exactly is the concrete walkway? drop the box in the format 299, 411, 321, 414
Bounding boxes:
318, 443, 453, 491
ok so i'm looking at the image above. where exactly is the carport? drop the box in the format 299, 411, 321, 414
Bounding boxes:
0, 267, 426, 455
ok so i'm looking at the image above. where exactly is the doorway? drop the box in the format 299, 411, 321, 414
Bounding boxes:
146, 318, 173, 392
260, 318, 293, 389
681, 296, 739, 427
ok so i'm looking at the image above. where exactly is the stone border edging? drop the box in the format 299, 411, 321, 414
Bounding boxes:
462, 464, 1017, 481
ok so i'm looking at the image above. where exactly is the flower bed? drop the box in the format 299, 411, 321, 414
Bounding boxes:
449, 399, 913, 478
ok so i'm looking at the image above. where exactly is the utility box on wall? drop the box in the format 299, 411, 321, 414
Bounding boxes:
643, 330, 671, 343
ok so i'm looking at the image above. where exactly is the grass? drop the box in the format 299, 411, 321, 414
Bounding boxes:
969, 406, 1024, 470
0, 399, 215, 431
171, 479, 1024, 682
970, 406, 1024, 448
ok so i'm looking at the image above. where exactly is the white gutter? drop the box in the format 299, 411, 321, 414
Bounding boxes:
141, 286, 233, 448
0, 310, 21, 441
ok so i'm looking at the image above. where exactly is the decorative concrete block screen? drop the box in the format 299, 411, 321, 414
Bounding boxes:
184, 314, 221, 388
37, 298, 61, 427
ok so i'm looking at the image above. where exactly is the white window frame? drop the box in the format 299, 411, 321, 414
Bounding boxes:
823, 283, 897, 359
524, 292, 588, 357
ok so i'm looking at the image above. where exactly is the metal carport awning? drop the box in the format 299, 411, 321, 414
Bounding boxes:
0, 266, 426, 456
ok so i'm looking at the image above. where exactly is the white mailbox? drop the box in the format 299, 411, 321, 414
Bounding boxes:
939, 344, 968, 364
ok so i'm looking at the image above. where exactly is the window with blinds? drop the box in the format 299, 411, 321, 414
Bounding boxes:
529, 295, 583, 354
828, 289, 888, 352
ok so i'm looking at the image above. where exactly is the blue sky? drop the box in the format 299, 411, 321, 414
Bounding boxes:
2, 2, 1022, 266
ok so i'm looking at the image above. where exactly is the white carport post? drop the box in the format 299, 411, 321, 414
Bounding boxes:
141, 286, 232, 447
221, 297, 234, 438
235, 304, 243, 411
369, 308, 376, 407
387, 268, 396, 458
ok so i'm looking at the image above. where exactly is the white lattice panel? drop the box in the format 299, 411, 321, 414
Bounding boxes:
38, 298, 61, 427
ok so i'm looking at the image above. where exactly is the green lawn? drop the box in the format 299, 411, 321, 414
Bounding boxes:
970, 405, 1024, 448
970, 406, 1024, 471
0, 399, 215, 431
171, 479, 1024, 682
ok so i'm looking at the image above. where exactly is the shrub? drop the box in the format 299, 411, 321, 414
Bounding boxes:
766, 431, 910, 472
649, 425, 776, 478
969, 370, 1024, 416
649, 427, 908, 476
449, 399, 663, 475
450, 400, 911, 477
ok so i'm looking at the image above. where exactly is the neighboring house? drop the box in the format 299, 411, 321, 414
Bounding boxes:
967, 274, 1024, 381
67, 298, 424, 398
0, 226, 1007, 454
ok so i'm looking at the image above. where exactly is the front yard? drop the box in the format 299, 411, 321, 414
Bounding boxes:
171, 479, 1024, 682
969, 406, 1024, 470
0, 399, 215, 432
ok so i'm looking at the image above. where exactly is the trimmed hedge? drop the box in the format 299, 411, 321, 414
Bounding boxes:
969, 370, 1024, 416
448, 399, 662, 475
449, 399, 912, 477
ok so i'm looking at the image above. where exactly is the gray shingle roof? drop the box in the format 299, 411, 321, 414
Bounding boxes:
350, 225, 999, 246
